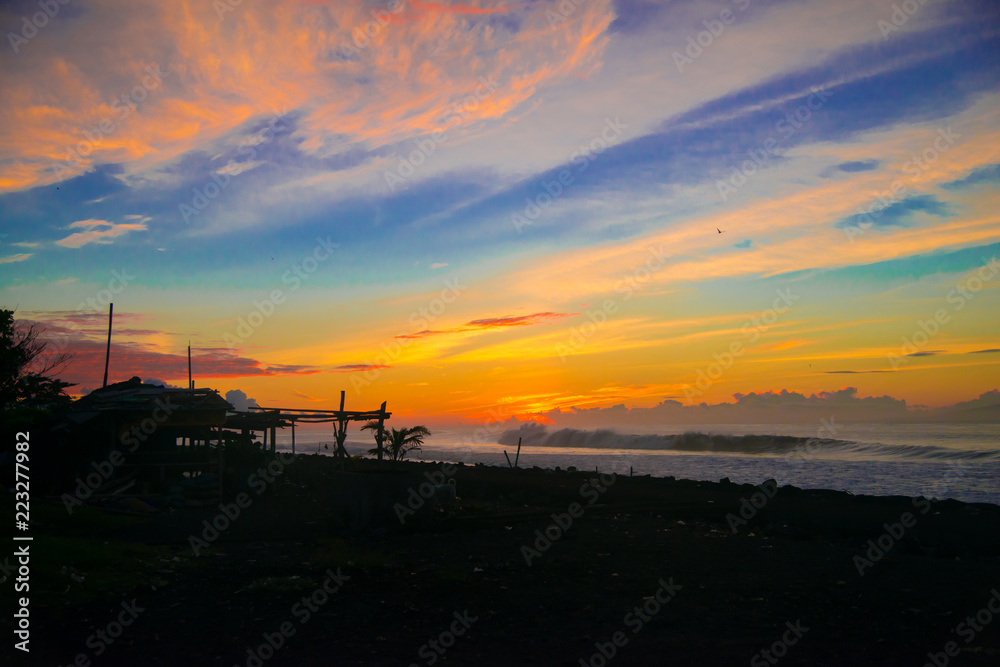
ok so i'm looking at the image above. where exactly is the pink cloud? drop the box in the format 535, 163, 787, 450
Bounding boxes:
0, 0, 616, 194
466, 311, 577, 329
394, 311, 578, 339
44, 337, 319, 390
333, 364, 391, 372
409, 1, 515, 14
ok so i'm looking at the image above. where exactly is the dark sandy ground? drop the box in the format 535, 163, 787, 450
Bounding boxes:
6, 456, 1000, 666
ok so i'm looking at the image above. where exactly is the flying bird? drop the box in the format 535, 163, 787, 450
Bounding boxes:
717, 228, 724, 234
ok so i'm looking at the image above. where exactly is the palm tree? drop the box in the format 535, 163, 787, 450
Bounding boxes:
361, 422, 431, 461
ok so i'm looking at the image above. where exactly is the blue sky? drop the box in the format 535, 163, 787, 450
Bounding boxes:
1, 0, 998, 420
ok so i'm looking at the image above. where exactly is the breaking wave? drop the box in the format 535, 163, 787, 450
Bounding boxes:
497, 424, 1000, 461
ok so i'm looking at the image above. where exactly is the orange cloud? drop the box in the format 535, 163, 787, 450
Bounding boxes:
466, 311, 577, 328
0, 253, 32, 264
0, 0, 617, 194
394, 311, 578, 339
55, 219, 149, 248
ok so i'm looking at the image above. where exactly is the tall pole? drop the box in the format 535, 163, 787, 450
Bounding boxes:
102, 303, 113, 388
188, 341, 193, 389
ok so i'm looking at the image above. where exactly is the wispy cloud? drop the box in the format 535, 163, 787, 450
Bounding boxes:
941, 163, 1000, 190
833, 194, 954, 230
55, 219, 148, 248
333, 363, 391, 373
394, 311, 578, 339
466, 312, 578, 329
825, 370, 894, 374
0, 253, 32, 264
835, 159, 880, 173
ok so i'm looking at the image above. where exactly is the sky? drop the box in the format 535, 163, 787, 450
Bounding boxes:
1, 0, 999, 426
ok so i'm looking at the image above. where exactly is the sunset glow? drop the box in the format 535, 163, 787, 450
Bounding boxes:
2, 0, 998, 424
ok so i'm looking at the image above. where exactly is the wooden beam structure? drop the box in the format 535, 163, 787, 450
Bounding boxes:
239, 397, 391, 461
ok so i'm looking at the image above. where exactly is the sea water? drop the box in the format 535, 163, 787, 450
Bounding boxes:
266, 422, 1000, 505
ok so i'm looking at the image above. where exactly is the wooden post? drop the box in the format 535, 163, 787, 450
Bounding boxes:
336, 391, 349, 464
291, 419, 296, 455
515, 437, 521, 468
219, 440, 226, 500
102, 303, 113, 388
270, 416, 276, 454
376, 401, 387, 464
188, 342, 193, 389
340, 394, 346, 449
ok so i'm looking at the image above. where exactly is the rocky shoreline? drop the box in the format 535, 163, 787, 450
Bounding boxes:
12, 455, 1000, 666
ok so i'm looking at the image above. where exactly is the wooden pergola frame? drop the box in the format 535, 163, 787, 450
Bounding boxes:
248, 391, 389, 462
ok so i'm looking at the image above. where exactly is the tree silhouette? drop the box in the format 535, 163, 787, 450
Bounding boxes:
360, 421, 431, 461
1, 308, 74, 428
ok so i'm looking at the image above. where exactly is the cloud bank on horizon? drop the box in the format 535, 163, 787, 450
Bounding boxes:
1, 0, 998, 421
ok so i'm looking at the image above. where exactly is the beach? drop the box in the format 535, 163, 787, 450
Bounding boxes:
12, 455, 1000, 666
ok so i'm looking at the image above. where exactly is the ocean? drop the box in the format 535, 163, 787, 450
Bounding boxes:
265, 422, 1000, 505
